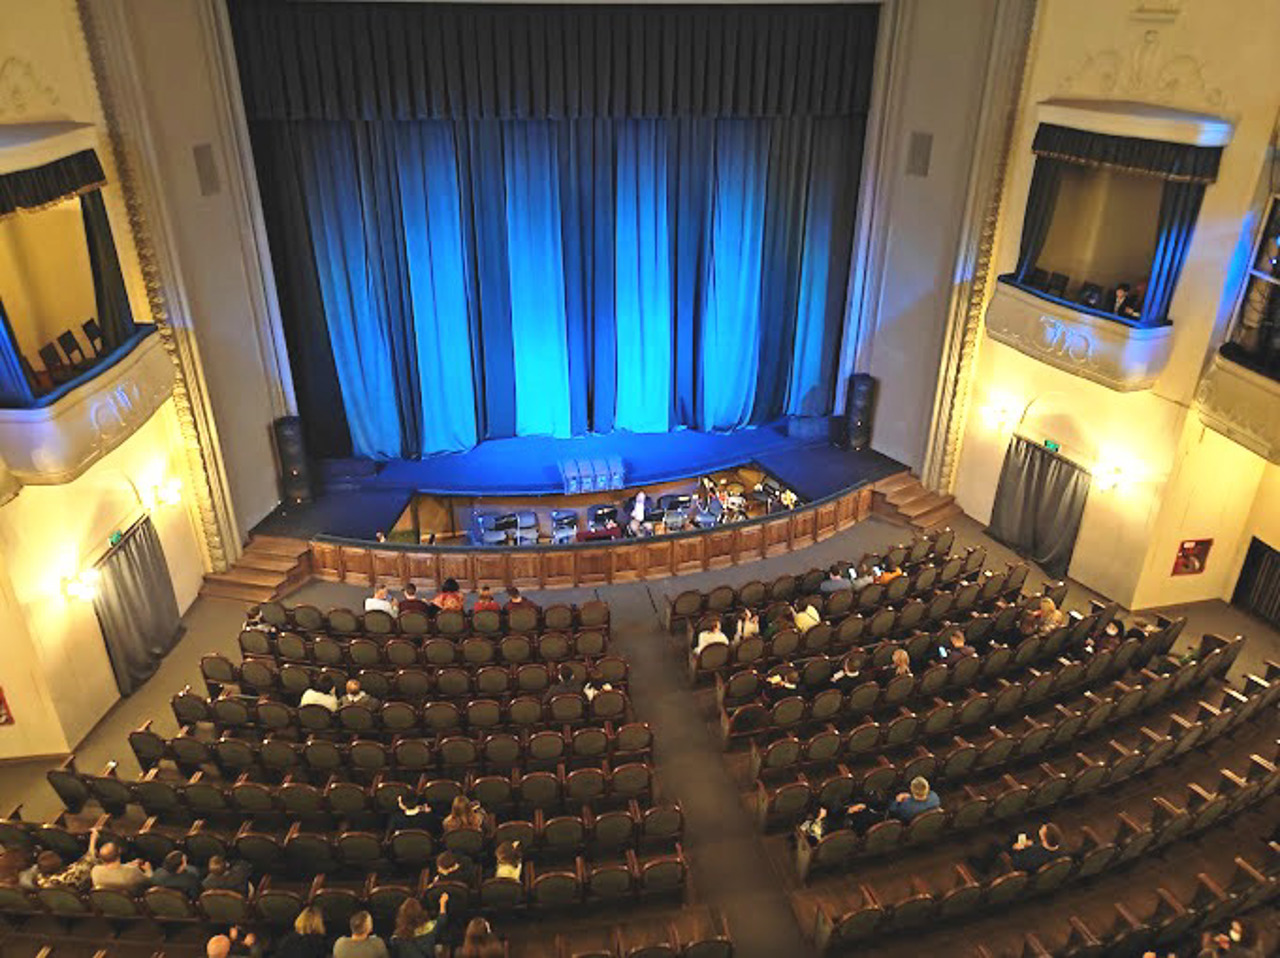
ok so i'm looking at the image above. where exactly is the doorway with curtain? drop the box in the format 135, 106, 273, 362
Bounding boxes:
1232, 537, 1280, 629
91, 515, 183, 696
986, 435, 1092, 580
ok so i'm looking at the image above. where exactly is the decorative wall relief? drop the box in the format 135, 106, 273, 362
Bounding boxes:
0, 57, 61, 119
1058, 29, 1225, 110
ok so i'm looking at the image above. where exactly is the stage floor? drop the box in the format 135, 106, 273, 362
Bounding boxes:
251, 423, 907, 541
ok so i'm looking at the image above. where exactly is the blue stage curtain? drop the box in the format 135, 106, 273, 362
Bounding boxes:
293, 122, 404, 458
699, 120, 769, 431
394, 123, 480, 452
80, 189, 138, 352
614, 121, 672, 433
502, 123, 574, 438
0, 297, 35, 407
1141, 180, 1206, 326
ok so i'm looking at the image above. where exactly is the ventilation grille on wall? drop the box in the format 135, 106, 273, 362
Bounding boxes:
906, 131, 933, 178
193, 143, 221, 197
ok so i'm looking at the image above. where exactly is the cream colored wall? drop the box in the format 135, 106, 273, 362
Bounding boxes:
0, 398, 202, 751
953, 0, 1280, 610
116, 0, 289, 541
0, 198, 97, 361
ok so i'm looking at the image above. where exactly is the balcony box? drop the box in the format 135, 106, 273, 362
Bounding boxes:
984, 278, 1174, 391
1195, 352, 1280, 464
0, 329, 174, 485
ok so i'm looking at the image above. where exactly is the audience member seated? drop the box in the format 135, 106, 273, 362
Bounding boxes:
830, 652, 864, 692
152, 850, 202, 897
20, 827, 98, 891
456, 917, 505, 958
434, 850, 479, 887
1088, 618, 1124, 655
888, 776, 941, 822
365, 586, 397, 615
334, 910, 389, 958
763, 607, 795, 639
1199, 918, 1263, 958
341, 678, 381, 710
90, 840, 151, 892
793, 601, 821, 635
801, 798, 885, 845
392, 895, 450, 958
443, 795, 489, 836
694, 618, 729, 655
472, 585, 500, 613
390, 795, 444, 839
849, 559, 876, 590
1108, 281, 1144, 319
819, 564, 852, 594
299, 674, 338, 712
397, 582, 430, 616
493, 841, 523, 880
938, 628, 977, 660
1008, 822, 1064, 873
504, 586, 538, 613
205, 928, 261, 958
1020, 597, 1066, 638
874, 561, 903, 585
274, 906, 328, 958
432, 578, 466, 613
762, 666, 800, 705
877, 648, 912, 684
545, 663, 583, 700
202, 855, 253, 895
694, 492, 723, 528
733, 608, 760, 643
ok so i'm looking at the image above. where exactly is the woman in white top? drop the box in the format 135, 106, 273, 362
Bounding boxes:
494, 841, 522, 880
694, 620, 729, 654
734, 609, 760, 643
299, 675, 339, 711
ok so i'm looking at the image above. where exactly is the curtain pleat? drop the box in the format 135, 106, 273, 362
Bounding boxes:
1031, 123, 1221, 183
1141, 180, 1205, 326
987, 436, 1091, 580
79, 189, 137, 352
0, 298, 34, 406
1015, 158, 1064, 283
92, 517, 182, 697
0, 149, 105, 218
1236, 540, 1280, 627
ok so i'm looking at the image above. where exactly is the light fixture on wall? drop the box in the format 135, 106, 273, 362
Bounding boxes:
141, 476, 183, 510
1092, 459, 1134, 492
62, 568, 100, 602
980, 397, 1018, 432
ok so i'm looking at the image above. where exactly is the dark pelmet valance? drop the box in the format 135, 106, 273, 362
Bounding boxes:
1032, 123, 1221, 184
228, 2, 879, 120
0, 149, 106, 219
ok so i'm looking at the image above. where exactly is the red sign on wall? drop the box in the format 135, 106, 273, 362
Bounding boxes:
0, 686, 12, 725
1172, 539, 1213, 576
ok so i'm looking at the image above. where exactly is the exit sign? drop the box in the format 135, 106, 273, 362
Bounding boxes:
1043, 439, 1060, 453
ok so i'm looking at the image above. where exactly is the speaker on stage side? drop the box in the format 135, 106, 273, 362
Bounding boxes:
273, 416, 314, 503
841, 374, 877, 451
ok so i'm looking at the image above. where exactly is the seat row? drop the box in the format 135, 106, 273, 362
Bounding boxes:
238, 626, 611, 670
0, 844, 688, 928
254, 598, 610, 638
212, 656, 628, 705
791, 681, 1277, 879
50, 755, 657, 822
133, 719, 654, 778
805, 766, 1279, 954
747, 639, 1259, 828
176, 685, 632, 738
665, 529, 963, 627
720, 624, 1197, 750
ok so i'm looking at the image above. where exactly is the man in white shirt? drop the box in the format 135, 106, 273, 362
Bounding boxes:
299, 675, 339, 711
364, 586, 396, 615
693, 619, 729, 655
629, 491, 650, 537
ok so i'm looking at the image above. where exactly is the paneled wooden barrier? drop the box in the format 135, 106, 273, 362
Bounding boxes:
310, 485, 873, 590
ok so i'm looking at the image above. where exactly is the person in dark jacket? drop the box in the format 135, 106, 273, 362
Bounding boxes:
272, 906, 328, 958
1008, 822, 1064, 873
201, 855, 253, 895
390, 895, 449, 958
151, 850, 201, 897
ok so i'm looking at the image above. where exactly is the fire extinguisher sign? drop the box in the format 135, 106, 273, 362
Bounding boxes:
0, 687, 13, 725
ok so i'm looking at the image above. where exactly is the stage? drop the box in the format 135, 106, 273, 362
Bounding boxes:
253, 421, 906, 542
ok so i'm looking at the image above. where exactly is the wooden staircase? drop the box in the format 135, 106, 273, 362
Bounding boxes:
871, 470, 964, 532
200, 534, 312, 604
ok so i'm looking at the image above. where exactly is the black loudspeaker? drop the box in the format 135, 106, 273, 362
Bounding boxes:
842, 374, 877, 451
273, 416, 313, 504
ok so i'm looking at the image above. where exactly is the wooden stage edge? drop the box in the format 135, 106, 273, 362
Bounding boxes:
309, 485, 876, 591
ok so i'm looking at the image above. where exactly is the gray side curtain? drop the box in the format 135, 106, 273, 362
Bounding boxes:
987, 436, 1091, 580
1139, 180, 1206, 327
1014, 157, 1063, 282
80, 189, 138, 351
92, 516, 182, 696
1233, 538, 1280, 628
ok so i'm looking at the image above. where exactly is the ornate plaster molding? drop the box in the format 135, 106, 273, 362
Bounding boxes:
0, 333, 174, 484
77, 0, 233, 570
1058, 29, 1225, 111
926, 0, 1038, 493
984, 280, 1175, 391
1195, 353, 1280, 464
0, 58, 61, 120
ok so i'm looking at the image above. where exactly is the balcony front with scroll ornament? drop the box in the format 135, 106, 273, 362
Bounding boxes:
985, 278, 1175, 391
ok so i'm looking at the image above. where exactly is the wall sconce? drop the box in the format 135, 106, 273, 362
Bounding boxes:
141, 476, 183, 510
62, 568, 100, 602
980, 399, 1016, 432
1092, 460, 1129, 492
